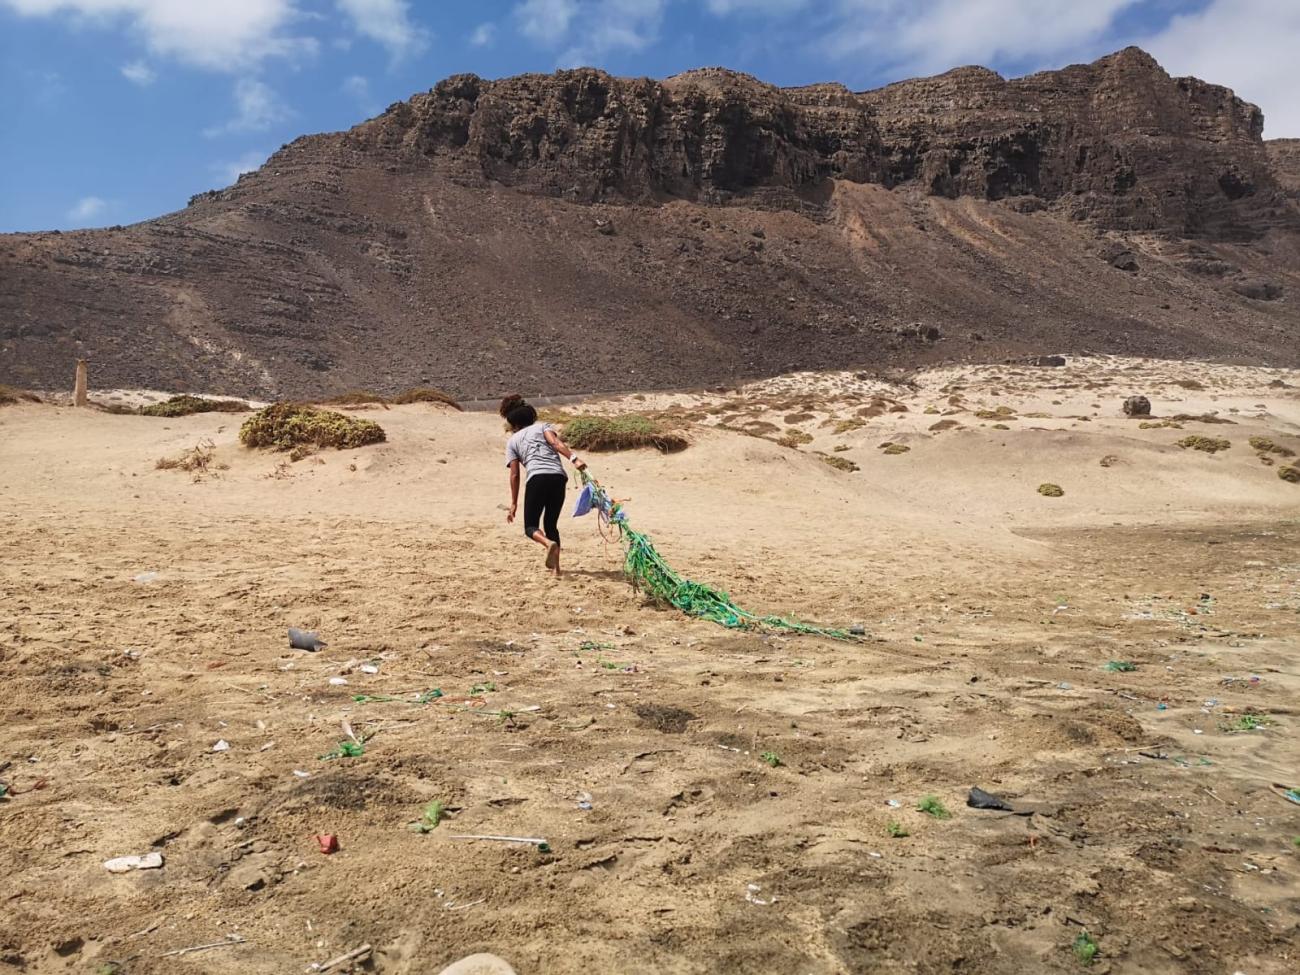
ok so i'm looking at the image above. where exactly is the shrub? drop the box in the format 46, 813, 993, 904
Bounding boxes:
881, 443, 910, 455
562, 414, 688, 453
1176, 436, 1231, 453
975, 406, 1015, 420
239, 403, 386, 452
833, 418, 866, 434
776, 430, 813, 449
140, 394, 249, 417
1038, 483, 1065, 497
1139, 420, 1181, 430
1250, 436, 1294, 457
819, 453, 859, 472
1280, 465, 1300, 484
391, 387, 462, 410
0, 384, 40, 406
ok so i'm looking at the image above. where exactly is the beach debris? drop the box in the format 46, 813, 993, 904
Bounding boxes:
1122, 395, 1151, 417
359, 663, 379, 675
436, 953, 517, 975
104, 852, 164, 873
1073, 931, 1099, 965
451, 834, 550, 853
160, 934, 246, 958
849, 625, 867, 636
1057, 682, 1073, 690
327, 677, 348, 686
1272, 784, 1300, 805
1103, 660, 1136, 672
916, 795, 952, 819
132, 571, 160, 584
886, 799, 902, 808
410, 800, 446, 833
576, 792, 593, 810
744, 883, 775, 906
289, 628, 328, 652
311, 944, 373, 973
212, 739, 230, 752
293, 770, 311, 778
1156, 703, 1168, 711
1222, 714, 1271, 733
314, 834, 339, 854
967, 787, 1013, 811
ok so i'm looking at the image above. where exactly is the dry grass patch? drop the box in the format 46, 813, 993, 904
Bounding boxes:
1279, 465, 1300, 484
155, 439, 227, 480
1169, 413, 1234, 425
833, 418, 866, 434
562, 415, 688, 453
239, 403, 386, 452
0, 384, 41, 406
1139, 420, 1182, 430
880, 443, 910, 455
975, 406, 1016, 420
818, 453, 859, 472
776, 430, 814, 449
1177, 436, 1231, 454
320, 390, 389, 408
391, 387, 462, 410
1249, 436, 1295, 457
139, 395, 250, 417
1038, 483, 1065, 497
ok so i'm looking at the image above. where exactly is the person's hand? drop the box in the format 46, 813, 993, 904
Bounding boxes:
574, 458, 587, 472
506, 505, 516, 524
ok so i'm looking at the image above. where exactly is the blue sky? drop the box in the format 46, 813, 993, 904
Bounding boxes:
2, 1, 1297, 233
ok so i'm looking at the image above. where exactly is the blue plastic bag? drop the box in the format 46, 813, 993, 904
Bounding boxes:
573, 483, 594, 517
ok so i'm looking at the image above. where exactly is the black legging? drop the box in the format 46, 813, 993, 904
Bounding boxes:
523, 473, 567, 546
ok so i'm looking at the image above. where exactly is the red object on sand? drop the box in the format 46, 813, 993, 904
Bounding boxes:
315, 833, 339, 854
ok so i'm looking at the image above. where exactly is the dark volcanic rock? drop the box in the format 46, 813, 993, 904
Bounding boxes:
1123, 396, 1153, 417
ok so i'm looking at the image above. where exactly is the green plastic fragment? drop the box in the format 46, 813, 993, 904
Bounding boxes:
760, 751, 782, 768
320, 739, 365, 761
1104, 660, 1136, 672
1073, 931, 1098, 965
415, 688, 443, 703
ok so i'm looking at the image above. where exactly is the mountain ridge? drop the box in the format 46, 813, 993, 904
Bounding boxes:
2, 47, 1297, 399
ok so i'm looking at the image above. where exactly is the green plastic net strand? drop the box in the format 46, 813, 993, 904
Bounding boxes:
577, 470, 861, 641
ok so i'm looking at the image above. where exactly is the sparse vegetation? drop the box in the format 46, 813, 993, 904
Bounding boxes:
410, 800, 446, 833
1280, 465, 1300, 484
760, 751, 782, 768
1073, 931, 1099, 965
818, 453, 859, 472
239, 403, 386, 452
1139, 420, 1182, 430
886, 820, 909, 838
834, 418, 866, 434
975, 406, 1016, 420
1173, 379, 1206, 390
1099, 455, 1120, 468
562, 414, 688, 453
155, 439, 226, 480
1221, 714, 1272, 733
1250, 436, 1294, 457
391, 387, 462, 409
140, 394, 249, 417
881, 443, 910, 455
776, 430, 814, 449
320, 390, 389, 407
0, 384, 40, 406
784, 412, 815, 424
916, 795, 951, 819
1038, 483, 1065, 497
1176, 435, 1231, 453
1169, 412, 1234, 424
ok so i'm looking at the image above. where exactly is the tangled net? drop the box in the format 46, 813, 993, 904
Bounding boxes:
577, 470, 861, 641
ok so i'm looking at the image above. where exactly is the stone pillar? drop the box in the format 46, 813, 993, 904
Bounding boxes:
74, 359, 88, 407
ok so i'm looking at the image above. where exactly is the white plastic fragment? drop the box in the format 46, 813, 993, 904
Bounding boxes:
212, 740, 230, 752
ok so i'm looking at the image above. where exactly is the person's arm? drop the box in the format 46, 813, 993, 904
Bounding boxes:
507, 459, 521, 522
544, 428, 587, 470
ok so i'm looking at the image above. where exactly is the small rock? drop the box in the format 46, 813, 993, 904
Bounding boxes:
1122, 395, 1152, 417
1108, 250, 1139, 272
104, 852, 164, 873
437, 954, 518, 975
1027, 355, 1066, 367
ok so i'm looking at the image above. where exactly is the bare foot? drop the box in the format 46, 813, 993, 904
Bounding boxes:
544, 542, 560, 571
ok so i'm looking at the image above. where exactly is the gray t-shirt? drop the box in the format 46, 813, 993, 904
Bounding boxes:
505, 422, 566, 480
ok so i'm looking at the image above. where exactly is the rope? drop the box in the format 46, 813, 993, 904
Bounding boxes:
576, 469, 862, 641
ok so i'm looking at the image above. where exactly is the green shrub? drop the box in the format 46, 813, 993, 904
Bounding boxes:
391, 387, 462, 410
561, 415, 688, 453
239, 403, 386, 452
1038, 483, 1065, 497
1176, 436, 1231, 453
140, 394, 249, 417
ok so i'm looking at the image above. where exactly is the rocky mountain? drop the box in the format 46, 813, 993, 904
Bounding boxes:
2, 47, 1297, 400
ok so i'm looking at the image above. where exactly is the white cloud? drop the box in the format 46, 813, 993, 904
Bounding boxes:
120, 59, 155, 85
705, 0, 806, 13
469, 22, 496, 47
2, 1, 317, 71
211, 150, 268, 185
203, 77, 290, 137
1145, 0, 1300, 138
515, 0, 577, 45
342, 74, 370, 99
336, 0, 429, 60
823, 0, 1137, 76
67, 195, 107, 223
515, 0, 667, 65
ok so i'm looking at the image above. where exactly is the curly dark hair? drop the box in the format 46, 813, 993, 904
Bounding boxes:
506, 403, 538, 432
498, 393, 526, 419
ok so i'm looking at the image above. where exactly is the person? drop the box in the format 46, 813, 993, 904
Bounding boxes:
501, 396, 586, 576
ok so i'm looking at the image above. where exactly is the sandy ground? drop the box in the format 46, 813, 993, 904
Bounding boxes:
2, 357, 1299, 974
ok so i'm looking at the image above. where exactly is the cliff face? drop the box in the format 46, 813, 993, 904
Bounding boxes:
2, 49, 1298, 400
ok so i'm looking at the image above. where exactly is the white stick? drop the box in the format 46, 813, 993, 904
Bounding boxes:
313, 943, 373, 972
160, 934, 246, 957
450, 833, 547, 845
